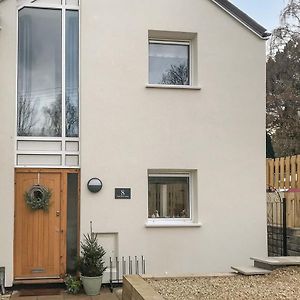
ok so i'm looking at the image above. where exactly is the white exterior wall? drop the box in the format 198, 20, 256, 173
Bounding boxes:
80, 0, 267, 276
0, 0, 16, 287
0, 0, 267, 286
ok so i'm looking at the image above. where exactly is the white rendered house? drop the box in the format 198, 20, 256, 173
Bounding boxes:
0, 0, 269, 287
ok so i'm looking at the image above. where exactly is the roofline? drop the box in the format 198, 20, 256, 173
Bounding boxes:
211, 0, 271, 40
0, 0, 271, 39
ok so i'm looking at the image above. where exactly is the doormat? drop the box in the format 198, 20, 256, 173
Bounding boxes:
18, 289, 62, 297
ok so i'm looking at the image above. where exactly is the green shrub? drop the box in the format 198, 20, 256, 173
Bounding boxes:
64, 274, 81, 294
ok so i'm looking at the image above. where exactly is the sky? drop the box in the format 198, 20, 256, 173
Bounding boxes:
231, 0, 287, 32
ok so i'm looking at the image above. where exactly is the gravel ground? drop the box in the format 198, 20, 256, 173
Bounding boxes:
147, 267, 300, 300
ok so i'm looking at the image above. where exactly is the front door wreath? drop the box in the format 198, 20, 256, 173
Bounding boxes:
25, 185, 52, 211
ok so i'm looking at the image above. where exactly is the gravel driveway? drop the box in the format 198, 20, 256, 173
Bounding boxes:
147, 267, 300, 300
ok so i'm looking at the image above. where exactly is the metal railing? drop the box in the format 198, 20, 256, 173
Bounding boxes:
267, 191, 287, 256
109, 256, 146, 292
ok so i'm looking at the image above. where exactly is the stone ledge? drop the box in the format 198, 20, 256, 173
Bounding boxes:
141, 272, 236, 280
122, 275, 164, 300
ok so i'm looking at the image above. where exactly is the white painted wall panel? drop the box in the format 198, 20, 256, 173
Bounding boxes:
96, 233, 119, 284
66, 141, 79, 151
17, 141, 62, 151
65, 155, 79, 166
18, 0, 62, 5
17, 154, 61, 166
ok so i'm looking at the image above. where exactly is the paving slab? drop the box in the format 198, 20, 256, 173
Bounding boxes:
231, 266, 272, 275
11, 295, 37, 300
64, 296, 90, 300
38, 296, 63, 300
250, 256, 300, 266
8, 288, 119, 300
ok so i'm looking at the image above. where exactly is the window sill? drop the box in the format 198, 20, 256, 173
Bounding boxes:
145, 221, 202, 228
146, 84, 201, 90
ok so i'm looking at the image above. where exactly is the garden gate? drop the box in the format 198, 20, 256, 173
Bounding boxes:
267, 190, 300, 256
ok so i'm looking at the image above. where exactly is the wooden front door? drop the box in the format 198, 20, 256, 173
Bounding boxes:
14, 169, 78, 281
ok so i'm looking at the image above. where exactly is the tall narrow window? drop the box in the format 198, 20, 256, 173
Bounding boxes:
66, 10, 79, 137
17, 8, 62, 137
17, 7, 79, 138
16, 3, 80, 168
66, 173, 79, 274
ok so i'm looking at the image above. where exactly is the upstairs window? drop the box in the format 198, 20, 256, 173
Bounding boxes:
149, 40, 190, 86
17, 7, 79, 137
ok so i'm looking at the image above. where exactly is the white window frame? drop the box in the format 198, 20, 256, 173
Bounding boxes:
148, 39, 192, 87
15, 0, 80, 168
17, 0, 80, 11
147, 172, 194, 225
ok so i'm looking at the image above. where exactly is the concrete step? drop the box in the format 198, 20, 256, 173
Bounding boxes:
251, 256, 300, 270
231, 266, 272, 275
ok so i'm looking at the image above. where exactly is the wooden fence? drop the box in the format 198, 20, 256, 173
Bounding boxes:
266, 155, 300, 190
267, 192, 300, 227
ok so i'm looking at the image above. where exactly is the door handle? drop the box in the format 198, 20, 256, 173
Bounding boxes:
56, 211, 60, 217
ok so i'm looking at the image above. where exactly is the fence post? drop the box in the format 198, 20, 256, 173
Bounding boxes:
110, 257, 113, 292
282, 197, 288, 256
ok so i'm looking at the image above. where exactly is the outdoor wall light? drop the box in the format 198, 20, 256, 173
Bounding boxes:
87, 178, 103, 193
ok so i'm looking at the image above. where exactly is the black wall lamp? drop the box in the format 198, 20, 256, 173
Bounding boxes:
87, 178, 103, 193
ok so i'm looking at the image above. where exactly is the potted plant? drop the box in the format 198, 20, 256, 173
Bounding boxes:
77, 234, 107, 296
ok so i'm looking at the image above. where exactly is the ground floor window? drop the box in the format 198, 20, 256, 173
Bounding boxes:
148, 172, 191, 220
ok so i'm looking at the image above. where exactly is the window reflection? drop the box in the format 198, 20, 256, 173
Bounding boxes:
66, 10, 79, 137
149, 42, 190, 85
17, 8, 62, 137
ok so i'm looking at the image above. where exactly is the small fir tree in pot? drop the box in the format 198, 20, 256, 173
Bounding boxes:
78, 234, 107, 296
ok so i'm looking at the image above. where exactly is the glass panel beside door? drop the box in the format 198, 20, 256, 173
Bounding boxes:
66, 172, 79, 274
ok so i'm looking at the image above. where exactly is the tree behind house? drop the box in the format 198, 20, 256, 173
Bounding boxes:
267, 0, 300, 157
